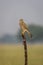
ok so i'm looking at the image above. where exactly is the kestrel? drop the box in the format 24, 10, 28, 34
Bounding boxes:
19, 19, 32, 38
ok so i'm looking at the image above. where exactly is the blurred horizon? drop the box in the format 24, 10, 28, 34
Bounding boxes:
0, 24, 43, 43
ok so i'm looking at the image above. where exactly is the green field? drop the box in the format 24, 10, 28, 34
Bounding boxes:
0, 44, 43, 65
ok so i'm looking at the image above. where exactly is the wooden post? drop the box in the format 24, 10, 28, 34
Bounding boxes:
22, 34, 28, 65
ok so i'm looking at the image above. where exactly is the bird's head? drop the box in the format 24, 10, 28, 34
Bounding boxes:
19, 19, 24, 26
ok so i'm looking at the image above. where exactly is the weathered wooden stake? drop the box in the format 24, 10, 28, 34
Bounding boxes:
22, 34, 28, 65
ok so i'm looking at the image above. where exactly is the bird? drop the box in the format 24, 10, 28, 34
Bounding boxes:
19, 19, 32, 38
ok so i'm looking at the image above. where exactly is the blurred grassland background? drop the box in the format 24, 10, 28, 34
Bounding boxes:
0, 44, 43, 65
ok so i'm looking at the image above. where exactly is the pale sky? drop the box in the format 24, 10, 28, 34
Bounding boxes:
0, 0, 43, 36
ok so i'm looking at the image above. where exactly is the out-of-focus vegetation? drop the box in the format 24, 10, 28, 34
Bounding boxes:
0, 44, 43, 65
0, 25, 43, 43
17, 25, 43, 43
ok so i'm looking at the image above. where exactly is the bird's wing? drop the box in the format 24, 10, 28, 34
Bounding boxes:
23, 22, 29, 30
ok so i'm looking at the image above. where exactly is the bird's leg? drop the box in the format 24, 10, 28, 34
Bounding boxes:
22, 29, 32, 38
26, 30, 32, 38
